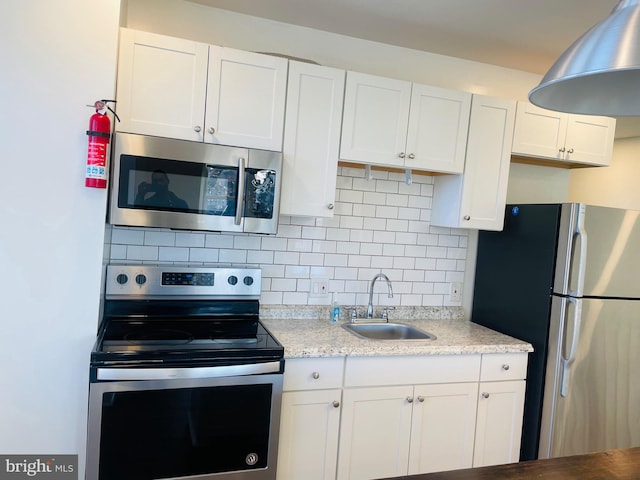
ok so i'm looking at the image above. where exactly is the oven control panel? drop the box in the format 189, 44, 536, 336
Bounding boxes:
106, 265, 261, 298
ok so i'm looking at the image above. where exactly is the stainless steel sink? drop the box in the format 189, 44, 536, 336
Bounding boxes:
342, 322, 436, 341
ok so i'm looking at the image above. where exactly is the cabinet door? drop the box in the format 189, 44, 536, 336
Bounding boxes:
473, 380, 526, 468
564, 114, 615, 166
404, 85, 471, 174
511, 101, 567, 159
337, 386, 414, 480
116, 28, 208, 141
431, 95, 516, 231
277, 389, 342, 480
340, 71, 411, 167
280, 62, 345, 217
408, 383, 478, 475
206, 47, 287, 150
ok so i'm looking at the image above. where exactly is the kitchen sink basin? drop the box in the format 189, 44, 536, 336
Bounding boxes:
342, 322, 436, 341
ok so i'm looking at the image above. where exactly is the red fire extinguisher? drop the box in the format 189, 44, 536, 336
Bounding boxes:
85, 100, 114, 188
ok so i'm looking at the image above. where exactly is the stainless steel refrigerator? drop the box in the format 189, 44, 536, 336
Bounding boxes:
472, 203, 640, 461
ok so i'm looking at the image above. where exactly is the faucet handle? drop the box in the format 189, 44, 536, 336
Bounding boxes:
381, 306, 396, 321
344, 306, 358, 322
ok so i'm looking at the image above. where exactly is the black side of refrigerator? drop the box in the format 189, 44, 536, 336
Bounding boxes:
471, 203, 563, 461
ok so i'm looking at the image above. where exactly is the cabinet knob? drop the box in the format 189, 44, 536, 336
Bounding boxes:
567, 148, 574, 154
194, 125, 202, 133
417, 396, 425, 403
332, 401, 340, 408
408, 153, 415, 159
312, 371, 320, 379
406, 396, 414, 403
502, 364, 510, 371
328, 204, 334, 210
482, 392, 490, 399
398, 152, 406, 158
463, 215, 471, 221
559, 147, 566, 153
208, 127, 216, 134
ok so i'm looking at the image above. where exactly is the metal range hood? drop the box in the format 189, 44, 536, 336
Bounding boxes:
529, 0, 640, 116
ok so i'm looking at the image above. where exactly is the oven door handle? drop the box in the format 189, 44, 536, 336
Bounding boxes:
96, 360, 281, 381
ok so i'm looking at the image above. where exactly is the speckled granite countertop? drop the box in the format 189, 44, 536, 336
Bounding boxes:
260, 306, 533, 358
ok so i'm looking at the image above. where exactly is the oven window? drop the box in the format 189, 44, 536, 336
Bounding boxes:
118, 154, 238, 217
98, 383, 272, 480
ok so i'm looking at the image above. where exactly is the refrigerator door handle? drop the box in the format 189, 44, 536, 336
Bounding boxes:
569, 205, 587, 297
560, 297, 582, 397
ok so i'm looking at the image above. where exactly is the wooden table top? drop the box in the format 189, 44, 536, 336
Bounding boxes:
383, 447, 640, 480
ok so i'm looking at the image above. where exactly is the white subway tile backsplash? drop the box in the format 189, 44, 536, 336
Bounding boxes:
107, 170, 468, 307
189, 248, 219, 263
219, 249, 247, 264
144, 231, 175, 246
159, 247, 189, 262
112, 228, 145, 245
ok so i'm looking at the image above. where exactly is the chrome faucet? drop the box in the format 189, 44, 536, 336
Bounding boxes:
366, 273, 393, 319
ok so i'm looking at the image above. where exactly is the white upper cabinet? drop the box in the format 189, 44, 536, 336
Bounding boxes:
340, 71, 471, 174
511, 101, 616, 167
116, 28, 208, 142
116, 29, 288, 151
280, 61, 345, 217
431, 95, 516, 231
205, 46, 288, 150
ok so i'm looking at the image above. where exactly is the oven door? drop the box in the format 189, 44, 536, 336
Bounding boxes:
86, 364, 283, 480
108, 133, 282, 234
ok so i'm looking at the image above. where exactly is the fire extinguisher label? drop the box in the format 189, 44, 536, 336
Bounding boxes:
86, 143, 107, 179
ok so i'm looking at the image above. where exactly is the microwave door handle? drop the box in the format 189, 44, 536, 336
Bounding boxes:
235, 157, 246, 226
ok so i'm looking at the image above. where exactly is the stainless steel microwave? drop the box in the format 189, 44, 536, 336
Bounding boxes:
108, 133, 282, 234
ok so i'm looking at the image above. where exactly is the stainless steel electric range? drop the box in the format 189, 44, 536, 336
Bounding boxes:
86, 264, 284, 480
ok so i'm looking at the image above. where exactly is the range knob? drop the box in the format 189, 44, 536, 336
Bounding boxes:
116, 273, 128, 285
135, 274, 147, 286
243, 276, 254, 286
228, 275, 238, 286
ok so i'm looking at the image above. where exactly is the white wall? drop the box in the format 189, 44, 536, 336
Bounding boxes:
569, 137, 640, 210
0, 0, 120, 472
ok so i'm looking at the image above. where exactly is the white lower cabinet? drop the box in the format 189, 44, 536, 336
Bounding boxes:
277, 357, 344, 480
473, 380, 526, 467
277, 353, 527, 480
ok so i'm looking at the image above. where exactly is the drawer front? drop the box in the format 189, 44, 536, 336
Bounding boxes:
344, 355, 481, 387
480, 353, 528, 381
283, 357, 345, 391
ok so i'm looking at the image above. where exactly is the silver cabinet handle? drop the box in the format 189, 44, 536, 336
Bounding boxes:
502, 364, 510, 371
567, 148, 574, 154
408, 153, 415, 159
312, 371, 320, 379
406, 396, 414, 403
417, 396, 425, 403
235, 157, 246, 226
559, 147, 566, 153
332, 401, 340, 408
398, 152, 406, 158
194, 126, 202, 133
463, 215, 471, 221
482, 392, 490, 399
208, 127, 215, 134
328, 204, 334, 210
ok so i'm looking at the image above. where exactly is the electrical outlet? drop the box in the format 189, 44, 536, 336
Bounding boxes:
309, 277, 329, 298
450, 282, 463, 302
